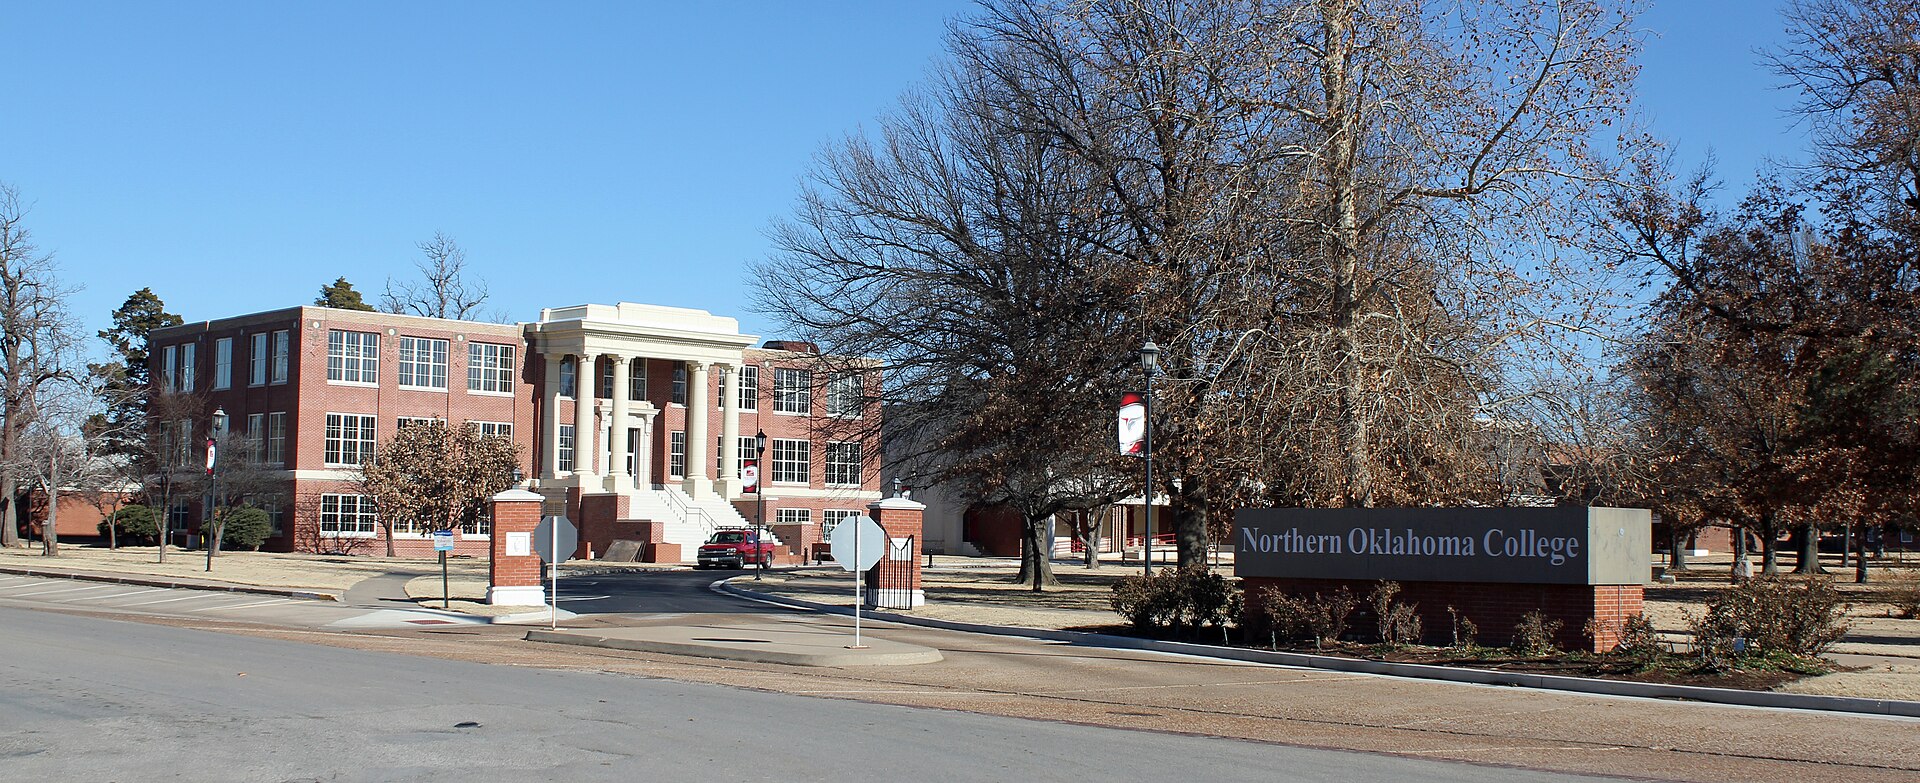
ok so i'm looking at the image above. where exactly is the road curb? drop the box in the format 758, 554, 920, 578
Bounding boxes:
719, 581, 1920, 719
0, 565, 342, 602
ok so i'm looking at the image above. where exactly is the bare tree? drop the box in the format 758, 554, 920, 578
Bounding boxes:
382, 232, 493, 321
0, 183, 81, 549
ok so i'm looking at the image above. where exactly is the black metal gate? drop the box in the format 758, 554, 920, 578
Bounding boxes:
868, 534, 916, 609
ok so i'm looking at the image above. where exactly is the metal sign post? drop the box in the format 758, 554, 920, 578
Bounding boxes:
534, 515, 577, 630
433, 530, 455, 608
828, 514, 886, 649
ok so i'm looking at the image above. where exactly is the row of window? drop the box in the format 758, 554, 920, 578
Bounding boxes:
773, 508, 867, 537
160, 331, 292, 393
324, 415, 515, 466
317, 493, 491, 538
553, 427, 865, 486
556, 361, 869, 417
332, 330, 517, 393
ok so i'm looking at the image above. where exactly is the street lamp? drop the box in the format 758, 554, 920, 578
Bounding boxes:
755, 429, 768, 580
205, 406, 227, 572
1139, 342, 1159, 578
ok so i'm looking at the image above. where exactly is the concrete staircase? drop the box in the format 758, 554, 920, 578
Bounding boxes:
638, 485, 752, 557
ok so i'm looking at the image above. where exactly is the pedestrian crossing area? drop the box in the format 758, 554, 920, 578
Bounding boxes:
0, 574, 487, 629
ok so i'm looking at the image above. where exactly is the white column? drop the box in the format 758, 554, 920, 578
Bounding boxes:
573, 352, 599, 484
634, 404, 657, 487
542, 352, 562, 479
715, 363, 741, 498
606, 354, 631, 492
683, 361, 710, 497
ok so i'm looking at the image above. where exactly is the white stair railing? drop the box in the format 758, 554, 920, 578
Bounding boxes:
655, 485, 720, 541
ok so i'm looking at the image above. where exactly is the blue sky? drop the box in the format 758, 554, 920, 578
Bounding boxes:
4, 1, 1806, 356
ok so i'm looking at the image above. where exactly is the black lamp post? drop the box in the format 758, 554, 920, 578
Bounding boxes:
1139, 342, 1159, 578
755, 429, 768, 580
205, 406, 227, 572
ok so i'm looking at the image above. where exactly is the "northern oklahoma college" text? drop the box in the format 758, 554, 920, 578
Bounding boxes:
1240, 526, 1583, 566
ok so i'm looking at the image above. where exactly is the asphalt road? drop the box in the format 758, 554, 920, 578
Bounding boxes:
0, 606, 1623, 783
554, 565, 808, 614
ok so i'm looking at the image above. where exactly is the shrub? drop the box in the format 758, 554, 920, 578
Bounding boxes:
1111, 565, 1242, 636
1249, 586, 1356, 649
1585, 612, 1662, 658
1511, 610, 1564, 657
1368, 581, 1422, 646
1445, 606, 1478, 650
99, 505, 160, 544
1888, 582, 1920, 620
1689, 576, 1850, 663
220, 507, 272, 551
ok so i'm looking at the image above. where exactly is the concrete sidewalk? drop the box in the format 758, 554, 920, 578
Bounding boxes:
527, 620, 942, 666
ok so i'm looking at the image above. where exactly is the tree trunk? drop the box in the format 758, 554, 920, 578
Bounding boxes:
1172, 480, 1209, 568
0, 477, 18, 548
1012, 514, 1058, 591
1793, 519, 1825, 574
384, 523, 396, 558
1759, 515, 1779, 575
1321, 4, 1373, 509
1080, 509, 1101, 569
1668, 527, 1690, 571
1731, 527, 1752, 581
1855, 521, 1870, 584
42, 485, 58, 556
155, 479, 171, 563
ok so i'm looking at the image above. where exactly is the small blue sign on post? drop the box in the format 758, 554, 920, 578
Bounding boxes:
432, 530, 455, 552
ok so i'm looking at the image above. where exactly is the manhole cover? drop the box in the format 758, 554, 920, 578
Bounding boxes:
691, 637, 773, 644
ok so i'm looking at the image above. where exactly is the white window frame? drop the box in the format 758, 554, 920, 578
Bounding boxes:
466, 342, 516, 395
265, 412, 287, 466
471, 421, 513, 440
326, 330, 380, 385
776, 508, 812, 527
771, 438, 810, 484
558, 424, 576, 472
246, 413, 265, 462
736, 436, 758, 477
825, 441, 863, 487
629, 359, 648, 401
738, 365, 759, 411
669, 431, 686, 478
213, 337, 232, 390
161, 345, 178, 391
249, 332, 268, 386
178, 342, 196, 392
773, 367, 811, 415
559, 356, 576, 398
324, 412, 377, 466
823, 509, 863, 537
271, 330, 290, 384
319, 494, 378, 538
598, 358, 614, 399
826, 371, 865, 418
671, 364, 686, 406
461, 507, 491, 538
397, 416, 439, 431
398, 336, 449, 391
175, 419, 192, 466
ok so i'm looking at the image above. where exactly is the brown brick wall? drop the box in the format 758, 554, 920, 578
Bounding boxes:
1242, 576, 1645, 653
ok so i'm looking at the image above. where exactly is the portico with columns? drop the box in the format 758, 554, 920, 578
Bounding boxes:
526, 303, 759, 555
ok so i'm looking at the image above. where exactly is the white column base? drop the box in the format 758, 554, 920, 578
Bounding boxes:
866, 589, 926, 610
681, 476, 709, 499
488, 585, 547, 606
711, 477, 739, 499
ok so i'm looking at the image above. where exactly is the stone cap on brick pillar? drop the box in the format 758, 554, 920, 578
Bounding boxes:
868, 496, 926, 513
493, 488, 545, 503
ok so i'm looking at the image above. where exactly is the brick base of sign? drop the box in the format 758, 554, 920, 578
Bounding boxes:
1241, 577, 1644, 653
488, 488, 549, 606
487, 584, 546, 606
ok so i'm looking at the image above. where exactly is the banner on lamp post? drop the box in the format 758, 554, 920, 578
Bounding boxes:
742, 459, 760, 493
205, 438, 217, 475
1118, 391, 1146, 456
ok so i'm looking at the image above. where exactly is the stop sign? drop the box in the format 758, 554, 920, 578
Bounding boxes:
534, 515, 577, 564
829, 515, 886, 572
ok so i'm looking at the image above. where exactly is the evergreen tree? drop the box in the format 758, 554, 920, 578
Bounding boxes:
90, 288, 181, 445
315, 277, 376, 311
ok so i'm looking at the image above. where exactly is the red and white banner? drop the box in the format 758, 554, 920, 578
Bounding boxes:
205, 437, 217, 475
1118, 391, 1146, 455
742, 459, 760, 493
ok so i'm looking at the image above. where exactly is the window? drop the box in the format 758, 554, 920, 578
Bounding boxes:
271, 330, 290, 383
629, 359, 647, 401
671, 364, 686, 405
827, 372, 866, 417
777, 508, 812, 527
250, 333, 268, 386
558, 424, 575, 472
823, 509, 864, 537
178, 342, 196, 391
737, 436, 758, 476
397, 416, 438, 430
398, 336, 449, 390
669, 431, 686, 478
176, 420, 192, 466
246, 414, 265, 461
773, 367, 811, 414
319, 494, 378, 537
559, 356, 576, 398
162, 345, 177, 391
738, 365, 759, 411
468, 343, 515, 394
213, 338, 232, 390
471, 421, 513, 440
265, 503, 286, 538
598, 358, 614, 399
265, 413, 287, 466
327, 330, 379, 384
324, 413, 376, 465
771, 438, 810, 484
461, 508, 491, 537
168, 499, 192, 532
826, 441, 863, 486
625, 428, 639, 474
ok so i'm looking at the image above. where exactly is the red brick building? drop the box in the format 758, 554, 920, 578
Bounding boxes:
148, 302, 883, 561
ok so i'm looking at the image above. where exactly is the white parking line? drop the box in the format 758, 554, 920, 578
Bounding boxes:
75, 588, 168, 601
11, 584, 118, 598
198, 599, 292, 612
119, 594, 221, 607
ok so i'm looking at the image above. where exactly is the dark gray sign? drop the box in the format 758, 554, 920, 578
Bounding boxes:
1233, 507, 1650, 586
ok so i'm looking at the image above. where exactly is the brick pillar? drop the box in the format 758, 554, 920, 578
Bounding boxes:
864, 496, 926, 609
488, 488, 547, 606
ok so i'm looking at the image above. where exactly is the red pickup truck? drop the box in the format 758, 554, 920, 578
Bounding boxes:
695, 529, 776, 569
